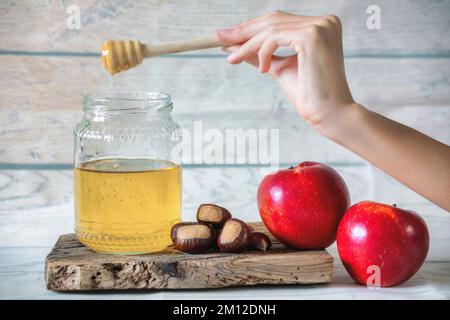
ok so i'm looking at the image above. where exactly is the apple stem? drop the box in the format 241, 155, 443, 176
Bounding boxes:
288, 166, 294, 169
393, 204, 397, 207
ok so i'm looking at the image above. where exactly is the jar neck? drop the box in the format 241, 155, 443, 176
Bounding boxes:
83, 92, 173, 119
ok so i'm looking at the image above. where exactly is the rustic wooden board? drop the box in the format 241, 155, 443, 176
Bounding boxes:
45, 223, 334, 291
5, 248, 450, 299
4, 246, 450, 299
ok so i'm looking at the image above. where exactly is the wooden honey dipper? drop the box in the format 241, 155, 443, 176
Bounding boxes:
101, 36, 221, 75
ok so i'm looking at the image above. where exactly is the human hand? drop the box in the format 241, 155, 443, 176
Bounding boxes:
217, 11, 356, 135
217, 11, 450, 211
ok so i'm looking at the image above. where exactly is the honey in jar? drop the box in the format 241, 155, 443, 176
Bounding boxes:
73, 92, 182, 254
75, 158, 181, 254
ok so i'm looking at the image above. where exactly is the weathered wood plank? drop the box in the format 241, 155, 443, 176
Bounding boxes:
2, 55, 450, 114
0, 110, 362, 165
0, 165, 370, 213
1, 54, 449, 163
1, 106, 448, 164
1, 0, 449, 54
1, 167, 450, 262
45, 224, 334, 290
0, 166, 371, 247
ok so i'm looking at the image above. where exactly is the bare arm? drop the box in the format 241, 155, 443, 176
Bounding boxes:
324, 102, 450, 210
216, 11, 450, 211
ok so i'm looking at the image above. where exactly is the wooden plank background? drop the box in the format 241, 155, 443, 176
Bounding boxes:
1, 0, 449, 164
0, 0, 449, 261
1, 0, 449, 53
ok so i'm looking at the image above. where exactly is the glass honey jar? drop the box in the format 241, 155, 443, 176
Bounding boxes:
73, 92, 182, 254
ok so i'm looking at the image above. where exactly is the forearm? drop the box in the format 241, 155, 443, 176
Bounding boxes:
319, 103, 450, 211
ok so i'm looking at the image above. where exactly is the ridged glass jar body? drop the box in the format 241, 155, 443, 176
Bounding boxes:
73, 92, 182, 254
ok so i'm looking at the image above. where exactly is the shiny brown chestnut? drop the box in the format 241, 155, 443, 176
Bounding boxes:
217, 218, 252, 253
196, 204, 232, 228
171, 222, 216, 253
250, 232, 272, 251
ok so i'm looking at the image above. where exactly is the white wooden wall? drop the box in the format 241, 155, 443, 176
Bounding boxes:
0, 1, 449, 261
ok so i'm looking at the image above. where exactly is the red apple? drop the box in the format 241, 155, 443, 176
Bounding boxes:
337, 201, 429, 287
257, 161, 350, 249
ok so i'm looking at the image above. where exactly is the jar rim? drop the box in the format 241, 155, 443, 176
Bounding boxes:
84, 91, 173, 114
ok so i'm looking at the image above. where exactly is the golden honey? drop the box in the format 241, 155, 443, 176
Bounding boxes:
74, 158, 181, 254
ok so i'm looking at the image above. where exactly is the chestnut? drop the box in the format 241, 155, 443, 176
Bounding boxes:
171, 222, 217, 253
217, 218, 252, 253
250, 232, 272, 251
196, 204, 232, 228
